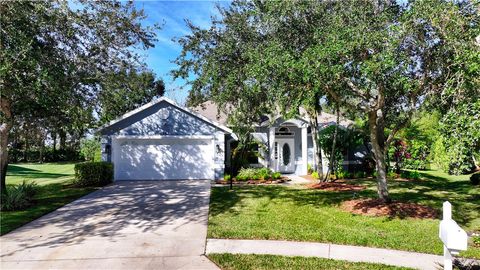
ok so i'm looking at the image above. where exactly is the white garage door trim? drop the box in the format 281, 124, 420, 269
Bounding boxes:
112, 135, 215, 181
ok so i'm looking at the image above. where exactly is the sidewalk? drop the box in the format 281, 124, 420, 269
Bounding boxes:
206, 239, 444, 270
283, 174, 312, 185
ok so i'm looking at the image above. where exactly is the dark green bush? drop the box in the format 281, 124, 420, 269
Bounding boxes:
74, 162, 113, 187
471, 172, 480, 185
353, 171, 367, 179
1, 181, 38, 211
400, 170, 420, 180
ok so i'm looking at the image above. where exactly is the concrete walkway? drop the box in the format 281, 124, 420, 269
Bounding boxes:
283, 174, 312, 185
1, 181, 219, 270
206, 239, 444, 270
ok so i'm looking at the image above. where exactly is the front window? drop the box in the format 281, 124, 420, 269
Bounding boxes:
274, 142, 278, 159
282, 143, 291, 165
275, 126, 294, 136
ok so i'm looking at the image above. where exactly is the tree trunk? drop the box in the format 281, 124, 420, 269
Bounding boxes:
309, 117, 323, 180
59, 129, 66, 150
325, 105, 340, 182
472, 155, 480, 171
52, 131, 57, 152
368, 110, 390, 202
0, 98, 13, 194
39, 129, 45, 163
24, 124, 29, 162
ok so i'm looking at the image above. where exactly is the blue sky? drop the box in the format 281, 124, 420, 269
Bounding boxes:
133, 1, 230, 105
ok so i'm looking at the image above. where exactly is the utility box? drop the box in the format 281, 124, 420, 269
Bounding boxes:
439, 219, 468, 254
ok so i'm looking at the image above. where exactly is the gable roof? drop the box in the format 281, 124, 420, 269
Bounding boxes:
96, 97, 232, 134
190, 101, 230, 126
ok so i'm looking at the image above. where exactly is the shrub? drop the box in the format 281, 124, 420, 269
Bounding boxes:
80, 138, 101, 161
272, 172, 282, 179
236, 174, 248, 181
224, 174, 231, 181
307, 164, 313, 174
237, 168, 257, 180
410, 171, 421, 180
74, 162, 113, 187
387, 171, 398, 179
473, 235, 480, 247
8, 147, 82, 163
471, 173, 480, 185
336, 170, 351, 179
400, 170, 420, 180
236, 167, 274, 181
1, 181, 38, 211
400, 171, 409, 179
257, 167, 272, 180
353, 171, 366, 179
311, 171, 319, 180
16, 180, 39, 198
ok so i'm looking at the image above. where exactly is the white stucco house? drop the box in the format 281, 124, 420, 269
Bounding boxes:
97, 97, 362, 181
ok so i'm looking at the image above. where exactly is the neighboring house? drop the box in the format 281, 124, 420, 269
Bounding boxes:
97, 97, 365, 181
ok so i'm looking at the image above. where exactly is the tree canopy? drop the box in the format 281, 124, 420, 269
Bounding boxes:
0, 0, 161, 192
174, 0, 479, 201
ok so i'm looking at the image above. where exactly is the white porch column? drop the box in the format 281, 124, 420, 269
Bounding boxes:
301, 127, 308, 175
269, 127, 275, 169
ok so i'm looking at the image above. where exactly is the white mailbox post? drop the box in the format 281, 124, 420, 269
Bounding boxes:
439, 201, 468, 270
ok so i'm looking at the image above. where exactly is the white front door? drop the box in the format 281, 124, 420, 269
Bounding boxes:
273, 138, 295, 173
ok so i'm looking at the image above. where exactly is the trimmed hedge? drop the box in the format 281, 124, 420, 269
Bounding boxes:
74, 162, 113, 187
471, 172, 480, 186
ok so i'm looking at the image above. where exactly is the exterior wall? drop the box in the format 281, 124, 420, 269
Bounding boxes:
101, 102, 217, 136
213, 131, 225, 179
237, 125, 334, 176
100, 101, 227, 180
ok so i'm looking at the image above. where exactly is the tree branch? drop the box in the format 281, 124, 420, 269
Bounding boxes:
345, 78, 370, 102
324, 85, 368, 111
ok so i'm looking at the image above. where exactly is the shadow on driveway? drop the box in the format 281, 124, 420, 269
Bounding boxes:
1, 180, 218, 269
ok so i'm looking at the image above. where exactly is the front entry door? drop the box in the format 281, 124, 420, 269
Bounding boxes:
274, 138, 295, 173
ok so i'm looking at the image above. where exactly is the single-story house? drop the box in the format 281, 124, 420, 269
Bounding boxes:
191, 101, 362, 177
97, 97, 365, 181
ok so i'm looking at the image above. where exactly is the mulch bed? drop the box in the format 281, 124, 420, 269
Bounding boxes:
308, 181, 366, 192
341, 198, 438, 219
215, 177, 290, 185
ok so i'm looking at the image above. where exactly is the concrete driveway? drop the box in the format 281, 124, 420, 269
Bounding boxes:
0, 180, 219, 270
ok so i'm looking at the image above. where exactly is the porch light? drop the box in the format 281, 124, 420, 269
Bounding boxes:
216, 144, 223, 154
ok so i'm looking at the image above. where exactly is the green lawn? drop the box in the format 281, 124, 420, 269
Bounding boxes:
1, 163, 97, 235
208, 169, 480, 259
208, 254, 411, 270
6, 163, 77, 186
